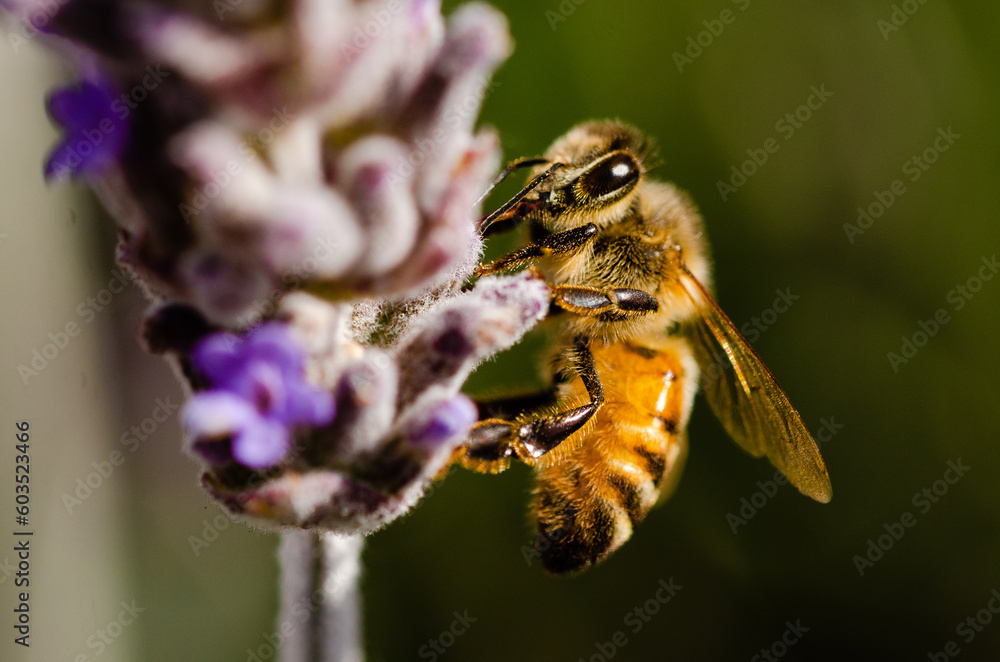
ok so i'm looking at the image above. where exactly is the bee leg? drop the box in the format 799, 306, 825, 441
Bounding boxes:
551, 285, 659, 322
474, 388, 560, 421
476, 223, 599, 276
456, 340, 603, 472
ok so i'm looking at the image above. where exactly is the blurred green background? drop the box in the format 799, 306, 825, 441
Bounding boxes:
2, 0, 999, 660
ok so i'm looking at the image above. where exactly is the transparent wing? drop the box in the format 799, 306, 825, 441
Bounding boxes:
678, 265, 832, 503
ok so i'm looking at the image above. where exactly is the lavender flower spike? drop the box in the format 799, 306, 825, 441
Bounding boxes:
3, 0, 550, 657
183, 323, 335, 470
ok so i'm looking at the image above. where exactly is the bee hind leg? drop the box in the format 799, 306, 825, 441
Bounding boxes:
455, 339, 603, 473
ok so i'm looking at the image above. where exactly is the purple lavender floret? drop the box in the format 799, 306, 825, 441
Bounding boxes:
408, 395, 478, 449
44, 76, 128, 181
183, 323, 335, 469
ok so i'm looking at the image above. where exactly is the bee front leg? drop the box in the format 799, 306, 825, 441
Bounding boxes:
551, 285, 659, 322
476, 224, 599, 276
455, 339, 604, 473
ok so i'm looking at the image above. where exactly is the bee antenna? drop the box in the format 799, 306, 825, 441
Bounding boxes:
474, 156, 550, 209
476, 162, 564, 235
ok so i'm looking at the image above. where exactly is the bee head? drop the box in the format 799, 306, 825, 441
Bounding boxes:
535, 120, 656, 228
479, 120, 657, 234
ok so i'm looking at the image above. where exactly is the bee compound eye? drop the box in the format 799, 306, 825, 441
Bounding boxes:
576, 153, 640, 202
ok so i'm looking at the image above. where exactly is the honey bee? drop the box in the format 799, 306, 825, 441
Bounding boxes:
456, 120, 831, 575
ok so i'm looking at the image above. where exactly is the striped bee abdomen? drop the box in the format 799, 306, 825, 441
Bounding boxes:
532, 340, 693, 575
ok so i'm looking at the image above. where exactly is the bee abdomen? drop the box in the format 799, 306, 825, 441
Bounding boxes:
534, 448, 664, 575
534, 487, 617, 575
530, 340, 691, 574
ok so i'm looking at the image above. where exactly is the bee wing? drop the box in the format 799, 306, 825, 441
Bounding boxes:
677, 266, 832, 503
